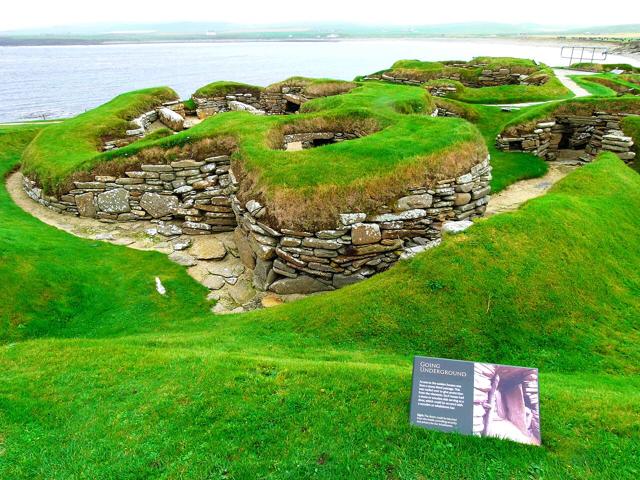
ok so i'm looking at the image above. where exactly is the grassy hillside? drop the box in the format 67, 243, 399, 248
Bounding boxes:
570, 73, 640, 97
502, 96, 640, 134
0, 125, 209, 343
570, 75, 618, 97
434, 97, 548, 191
570, 62, 640, 74
1, 121, 639, 478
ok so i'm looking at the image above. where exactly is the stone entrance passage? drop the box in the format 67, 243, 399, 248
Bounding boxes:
496, 112, 637, 164
284, 99, 301, 114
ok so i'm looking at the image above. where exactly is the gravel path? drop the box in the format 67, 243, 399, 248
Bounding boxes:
485, 163, 577, 216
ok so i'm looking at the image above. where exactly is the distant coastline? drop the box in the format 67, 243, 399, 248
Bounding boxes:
0, 34, 633, 49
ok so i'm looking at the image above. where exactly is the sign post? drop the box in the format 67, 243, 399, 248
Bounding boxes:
410, 356, 541, 445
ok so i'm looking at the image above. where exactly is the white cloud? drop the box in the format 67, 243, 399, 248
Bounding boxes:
1, 0, 638, 31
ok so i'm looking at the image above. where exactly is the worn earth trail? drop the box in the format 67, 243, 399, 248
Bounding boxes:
6, 171, 303, 312
485, 163, 577, 216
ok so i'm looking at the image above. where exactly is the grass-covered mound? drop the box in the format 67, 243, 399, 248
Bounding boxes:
570, 62, 640, 74
264, 76, 358, 97
570, 73, 640, 97
21, 80, 487, 229
370, 57, 572, 103
20, 87, 178, 192
425, 77, 572, 104
2, 120, 639, 477
387, 57, 542, 82
193, 80, 263, 99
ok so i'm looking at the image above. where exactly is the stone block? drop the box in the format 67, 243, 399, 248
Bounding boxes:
234, 228, 256, 269
301, 237, 341, 250
396, 193, 433, 210
139, 193, 178, 218
351, 223, 382, 245
190, 237, 227, 260
454, 193, 472, 206
269, 275, 334, 294
75, 191, 96, 217
96, 188, 130, 213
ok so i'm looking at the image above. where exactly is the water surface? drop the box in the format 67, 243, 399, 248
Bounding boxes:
0, 39, 637, 122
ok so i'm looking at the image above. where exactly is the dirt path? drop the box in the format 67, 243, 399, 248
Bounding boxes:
485, 69, 596, 108
485, 163, 577, 216
6, 171, 298, 313
552, 68, 596, 98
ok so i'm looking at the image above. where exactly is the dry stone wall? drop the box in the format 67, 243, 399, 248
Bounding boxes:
496, 112, 637, 163
194, 85, 321, 118
231, 157, 492, 294
23, 155, 238, 234
194, 92, 262, 119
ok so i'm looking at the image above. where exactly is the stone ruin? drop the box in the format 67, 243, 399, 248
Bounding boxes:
232, 156, 491, 293
22, 78, 493, 295
364, 61, 548, 94
193, 89, 263, 119
23, 153, 492, 294
192, 80, 354, 119
496, 111, 637, 164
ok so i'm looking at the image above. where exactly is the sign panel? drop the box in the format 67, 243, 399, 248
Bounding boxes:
410, 356, 540, 445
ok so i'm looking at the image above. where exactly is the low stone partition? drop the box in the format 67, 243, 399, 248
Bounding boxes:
282, 131, 362, 150
104, 101, 186, 151
434, 106, 460, 118
194, 92, 263, 119
496, 112, 637, 162
231, 157, 492, 294
23, 156, 238, 234
261, 85, 309, 115
426, 84, 459, 97
194, 85, 309, 117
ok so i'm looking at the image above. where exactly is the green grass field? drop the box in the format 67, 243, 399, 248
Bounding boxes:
2, 120, 639, 478
3, 55, 640, 479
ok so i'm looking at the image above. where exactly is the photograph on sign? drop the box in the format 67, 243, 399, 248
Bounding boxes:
410, 357, 540, 446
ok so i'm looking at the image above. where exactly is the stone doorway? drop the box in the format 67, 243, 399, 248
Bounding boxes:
284, 99, 301, 114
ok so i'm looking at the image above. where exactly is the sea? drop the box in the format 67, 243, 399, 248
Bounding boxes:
1, 38, 638, 123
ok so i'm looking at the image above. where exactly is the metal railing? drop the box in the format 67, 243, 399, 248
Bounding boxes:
560, 46, 608, 65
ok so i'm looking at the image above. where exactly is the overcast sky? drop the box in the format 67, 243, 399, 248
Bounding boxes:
2, 0, 638, 31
